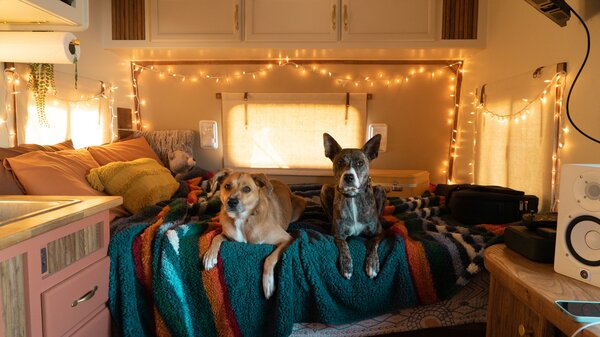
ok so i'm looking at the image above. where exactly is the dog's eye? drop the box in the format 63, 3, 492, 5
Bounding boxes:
336, 159, 345, 166
356, 160, 364, 167
223, 183, 232, 191
242, 186, 251, 193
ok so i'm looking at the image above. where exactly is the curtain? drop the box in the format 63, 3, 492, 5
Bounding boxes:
14, 64, 113, 148
221, 92, 367, 170
475, 66, 564, 211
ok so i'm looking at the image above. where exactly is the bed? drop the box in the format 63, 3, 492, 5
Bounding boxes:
0, 131, 504, 337
108, 177, 504, 337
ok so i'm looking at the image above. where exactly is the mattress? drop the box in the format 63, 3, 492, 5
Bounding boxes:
291, 271, 489, 336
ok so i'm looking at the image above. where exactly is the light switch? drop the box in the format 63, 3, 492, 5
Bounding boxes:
199, 120, 218, 149
368, 123, 388, 152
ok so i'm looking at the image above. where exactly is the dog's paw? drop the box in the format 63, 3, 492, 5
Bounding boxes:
202, 249, 218, 270
366, 254, 380, 279
338, 257, 353, 279
263, 272, 275, 299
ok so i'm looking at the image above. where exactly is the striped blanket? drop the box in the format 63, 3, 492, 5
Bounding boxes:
108, 180, 505, 337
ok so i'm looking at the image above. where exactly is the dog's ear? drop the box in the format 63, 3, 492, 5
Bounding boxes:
362, 134, 381, 161
251, 173, 273, 194
168, 151, 176, 161
207, 169, 232, 197
323, 133, 342, 161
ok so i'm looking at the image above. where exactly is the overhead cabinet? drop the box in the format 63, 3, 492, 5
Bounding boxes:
150, 0, 241, 42
245, 0, 339, 42
340, 0, 436, 41
0, 0, 89, 31
108, 0, 479, 44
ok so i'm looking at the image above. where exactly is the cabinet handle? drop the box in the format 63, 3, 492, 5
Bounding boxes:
331, 4, 337, 30
518, 324, 533, 336
343, 4, 348, 31
71, 285, 98, 308
234, 4, 240, 31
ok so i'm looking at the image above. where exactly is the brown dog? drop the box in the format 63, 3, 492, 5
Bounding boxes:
202, 169, 306, 299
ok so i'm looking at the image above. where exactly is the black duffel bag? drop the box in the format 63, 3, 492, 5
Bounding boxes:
436, 184, 539, 225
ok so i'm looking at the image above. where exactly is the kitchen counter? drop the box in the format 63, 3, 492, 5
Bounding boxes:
0, 195, 122, 250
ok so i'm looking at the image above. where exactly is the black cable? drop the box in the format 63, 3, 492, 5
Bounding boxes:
564, 1, 600, 144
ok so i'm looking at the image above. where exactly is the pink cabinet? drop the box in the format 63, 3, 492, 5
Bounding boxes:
0, 210, 112, 337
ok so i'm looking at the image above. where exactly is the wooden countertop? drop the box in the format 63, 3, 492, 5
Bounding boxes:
485, 244, 600, 337
0, 195, 122, 250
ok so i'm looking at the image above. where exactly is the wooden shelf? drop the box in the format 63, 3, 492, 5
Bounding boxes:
485, 244, 600, 337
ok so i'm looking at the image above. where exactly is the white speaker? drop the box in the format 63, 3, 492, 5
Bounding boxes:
555, 164, 600, 287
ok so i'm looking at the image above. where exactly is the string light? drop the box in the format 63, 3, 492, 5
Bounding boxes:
130, 59, 462, 90
478, 71, 565, 123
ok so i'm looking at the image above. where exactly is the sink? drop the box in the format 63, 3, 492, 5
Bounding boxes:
0, 199, 81, 226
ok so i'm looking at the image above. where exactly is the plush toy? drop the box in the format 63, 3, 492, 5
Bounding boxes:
168, 149, 197, 180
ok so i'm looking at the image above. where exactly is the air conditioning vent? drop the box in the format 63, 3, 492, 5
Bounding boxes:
523, 0, 570, 27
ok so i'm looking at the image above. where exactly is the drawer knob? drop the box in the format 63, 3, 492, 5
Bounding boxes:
71, 285, 98, 308
518, 324, 533, 336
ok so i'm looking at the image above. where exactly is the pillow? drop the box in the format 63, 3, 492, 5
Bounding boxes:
5, 148, 104, 196
0, 140, 75, 195
86, 158, 179, 214
87, 137, 162, 166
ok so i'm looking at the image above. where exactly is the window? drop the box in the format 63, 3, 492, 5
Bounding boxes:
17, 66, 113, 148
475, 67, 565, 211
221, 93, 367, 171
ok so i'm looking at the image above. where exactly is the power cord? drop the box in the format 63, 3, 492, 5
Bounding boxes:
570, 321, 600, 337
564, 1, 600, 144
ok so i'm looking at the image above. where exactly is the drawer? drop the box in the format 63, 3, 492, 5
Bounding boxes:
70, 307, 111, 337
42, 257, 110, 337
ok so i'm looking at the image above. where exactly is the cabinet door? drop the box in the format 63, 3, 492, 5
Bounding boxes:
487, 276, 555, 337
340, 0, 437, 42
150, 0, 241, 42
245, 0, 338, 42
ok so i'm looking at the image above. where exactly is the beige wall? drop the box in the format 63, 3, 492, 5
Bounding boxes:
7, 0, 600, 191
454, 0, 600, 189
137, 62, 458, 183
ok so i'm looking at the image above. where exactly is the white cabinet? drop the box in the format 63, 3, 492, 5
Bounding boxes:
340, 0, 436, 41
244, 0, 437, 43
245, 0, 338, 42
150, 0, 242, 42
0, 0, 89, 31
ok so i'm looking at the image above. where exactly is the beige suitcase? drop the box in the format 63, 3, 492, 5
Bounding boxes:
370, 169, 430, 198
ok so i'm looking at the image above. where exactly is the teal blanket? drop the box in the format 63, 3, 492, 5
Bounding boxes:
109, 186, 503, 337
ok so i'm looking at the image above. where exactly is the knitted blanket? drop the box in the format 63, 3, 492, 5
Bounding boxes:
109, 181, 505, 337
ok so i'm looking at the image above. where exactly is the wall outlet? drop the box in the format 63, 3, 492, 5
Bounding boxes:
368, 123, 388, 152
199, 120, 218, 149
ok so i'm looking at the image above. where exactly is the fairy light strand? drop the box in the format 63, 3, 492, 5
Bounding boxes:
130, 59, 462, 132
130, 59, 462, 88
477, 71, 566, 123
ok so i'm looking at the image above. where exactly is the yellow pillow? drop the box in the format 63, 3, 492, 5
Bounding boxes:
86, 158, 179, 214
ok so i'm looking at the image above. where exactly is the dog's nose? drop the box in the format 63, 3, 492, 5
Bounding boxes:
227, 198, 239, 208
343, 174, 355, 183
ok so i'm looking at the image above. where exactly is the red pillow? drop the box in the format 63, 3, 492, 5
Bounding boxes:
87, 137, 162, 166
6, 148, 105, 196
0, 139, 74, 195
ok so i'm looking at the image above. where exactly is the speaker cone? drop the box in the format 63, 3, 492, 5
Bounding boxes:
566, 215, 600, 266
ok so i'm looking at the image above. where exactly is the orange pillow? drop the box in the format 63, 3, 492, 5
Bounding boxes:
0, 139, 75, 195
6, 148, 105, 196
87, 137, 162, 166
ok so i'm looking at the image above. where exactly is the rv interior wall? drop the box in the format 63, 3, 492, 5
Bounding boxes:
137, 62, 456, 183
455, 0, 600, 184
2, 0, 600, 188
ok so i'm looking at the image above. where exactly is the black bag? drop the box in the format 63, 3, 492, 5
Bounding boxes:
439, 184, 539, 225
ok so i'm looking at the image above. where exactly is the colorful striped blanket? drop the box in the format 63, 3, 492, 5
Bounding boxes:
108, 180, 505, 337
